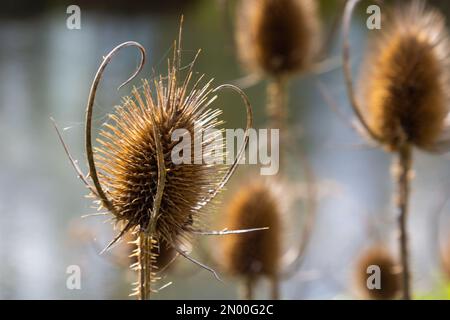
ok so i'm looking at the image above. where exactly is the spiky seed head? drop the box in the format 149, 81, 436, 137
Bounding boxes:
236, 0, 321, 77
95, 53, 226, 246
361, 2, 450, 151
221, 181, 282, 279
354, 246, 400, 300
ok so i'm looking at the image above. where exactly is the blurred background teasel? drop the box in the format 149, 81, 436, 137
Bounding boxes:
1, 0, 450, 299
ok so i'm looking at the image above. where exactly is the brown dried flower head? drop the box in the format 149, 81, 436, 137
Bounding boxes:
96, 65, 227, 245
361, 2, 450, 151
236, 0, 321, 77
354, 246, 401, 300
222, 181, 282, 279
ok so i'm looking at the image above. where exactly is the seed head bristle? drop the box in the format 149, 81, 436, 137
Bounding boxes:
236, 0, 321, 77
354, 246, 401, 300
360, 1, 450, 151
222, 181, 282, 279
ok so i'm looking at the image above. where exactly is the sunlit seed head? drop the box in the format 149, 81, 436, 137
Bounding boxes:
95, 53, 226, 246
361, 1, 450, 151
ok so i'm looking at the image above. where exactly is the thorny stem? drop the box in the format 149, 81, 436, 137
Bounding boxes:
395, 144, 412, 300
137, 232, 156, 300
138, 233, 147, 300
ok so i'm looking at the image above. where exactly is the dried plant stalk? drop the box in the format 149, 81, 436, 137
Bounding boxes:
131, 231, 159, 299
394, 145, 412, 299
54, 32, 257, 299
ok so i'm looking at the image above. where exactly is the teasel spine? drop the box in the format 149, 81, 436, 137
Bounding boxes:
130, 231, 160, 299
267, 75, 289, 161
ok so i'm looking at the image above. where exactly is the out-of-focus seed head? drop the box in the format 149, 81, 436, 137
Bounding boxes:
221, 181, 282, 279
236, 0, 321, 77
354, 246, 401, 300
360, 1, 450, 151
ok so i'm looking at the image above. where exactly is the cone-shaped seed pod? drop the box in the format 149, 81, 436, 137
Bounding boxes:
354, 246, 401, 300
360, 1, 450, 151
236, 0, 321, 77
222, 181, 282, 298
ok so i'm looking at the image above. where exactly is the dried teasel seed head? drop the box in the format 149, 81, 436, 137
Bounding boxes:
354, 246, 401, 300
95, 52, 229, 246
221, 181, 282, 279
152, 239, 178, 272
361, 2, 450, 151
236, 0, 321, 77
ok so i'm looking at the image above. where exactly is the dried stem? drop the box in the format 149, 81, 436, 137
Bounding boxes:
241, 277, 254, 300
270, 275, 280, 300
395, 144, 412, 300
267, 76, 288, 141
136, 231, 156, 300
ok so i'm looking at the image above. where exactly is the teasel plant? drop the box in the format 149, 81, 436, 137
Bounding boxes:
52, 24, 270, 299
235, 0, 322, 154
325, 0, 450, 299
219, 175, 317, 300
